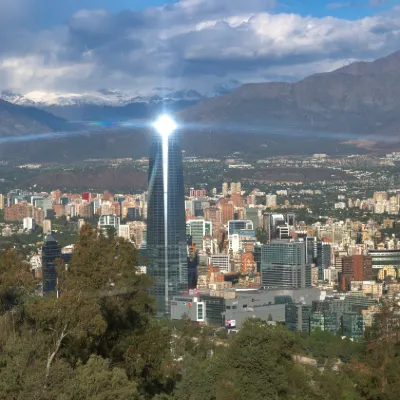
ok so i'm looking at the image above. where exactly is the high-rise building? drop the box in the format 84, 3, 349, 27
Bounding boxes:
261, 240, 311, 288
341, 255, 373, 290
42, 234, 62, 295
230, 182, 241, 194
147, 116, 188, 316
219, 198, 234, 224
222, 182, 229, 197
43, 219, 52, 234
316, 242, 331, 281
186, 219, 212, 249
0, 194, 4, 210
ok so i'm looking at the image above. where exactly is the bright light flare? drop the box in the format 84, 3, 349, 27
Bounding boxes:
153, 115, 177, 137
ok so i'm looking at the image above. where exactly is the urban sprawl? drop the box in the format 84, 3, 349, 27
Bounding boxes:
3, 148, 400, 341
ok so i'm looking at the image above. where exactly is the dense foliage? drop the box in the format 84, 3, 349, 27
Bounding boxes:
1, 226, 400, 399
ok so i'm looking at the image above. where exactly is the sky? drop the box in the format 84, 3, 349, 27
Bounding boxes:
0, 0, 399, 96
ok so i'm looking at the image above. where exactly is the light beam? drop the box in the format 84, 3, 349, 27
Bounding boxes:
153, 115, 177, 138
153, 114, 177, 311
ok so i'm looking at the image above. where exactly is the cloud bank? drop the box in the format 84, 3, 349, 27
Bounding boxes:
0, 0, 399, 94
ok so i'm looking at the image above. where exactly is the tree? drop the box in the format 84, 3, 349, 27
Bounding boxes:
0, 224, 161, 399
173, 320, 315, 400
0, 249, 35, 313
255, 228, 268, 244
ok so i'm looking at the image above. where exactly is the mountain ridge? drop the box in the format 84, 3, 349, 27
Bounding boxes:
180, 50, 400, 136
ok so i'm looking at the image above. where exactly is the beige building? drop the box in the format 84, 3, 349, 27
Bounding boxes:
43, 219, 52, 234
350, 280, 383, 300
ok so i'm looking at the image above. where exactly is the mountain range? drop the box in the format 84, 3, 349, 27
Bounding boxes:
0, 51, 400, 161
0, 81, 241, 122
180, 51, 400, 137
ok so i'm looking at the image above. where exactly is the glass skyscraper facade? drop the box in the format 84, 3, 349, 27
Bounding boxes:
261, 240, 312, 288
42, 233, 62, 295
147, 126, 188, 317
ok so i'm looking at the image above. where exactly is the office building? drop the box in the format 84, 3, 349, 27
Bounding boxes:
171, 288, 325, 328
317, 242, 331, 281
309, 312, 338, 335
42, 234, 62, 295
219, 199, 234, 224
369, 249, 400, 270
228, 220, 253, 236
147, 116, 188, 317
261, 240, 311, 289
98, 214, 120, 236
210, 254, 230, 273
342, 313, 364, 340
23, 217, 35, 231
341, 255, 373, 290
285, 303, 312, 333
186, 219, 212, 248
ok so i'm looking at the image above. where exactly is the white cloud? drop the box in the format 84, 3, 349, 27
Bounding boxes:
0, 0, 399, 94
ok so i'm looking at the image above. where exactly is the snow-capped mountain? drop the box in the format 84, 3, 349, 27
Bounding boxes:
0, 81, 241, 108
0, 83, 241, 121
212, 79, 242, 95
0, 88, 206, 107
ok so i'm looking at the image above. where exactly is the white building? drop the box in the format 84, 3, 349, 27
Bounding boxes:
266, 194, 277, 207
23, 217, 35, 231
229, 234, 242, 253
209, 254, 230, 273
78, 219, 86, 230
118, 224, 131, 240
98, 214, 120, 236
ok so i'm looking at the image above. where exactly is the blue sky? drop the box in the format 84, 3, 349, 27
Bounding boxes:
28, 0, 398, 29
0, 0, 399, 96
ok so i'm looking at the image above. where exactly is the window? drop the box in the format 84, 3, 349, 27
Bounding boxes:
197, 304, 203, 319
243, 304, 247, 308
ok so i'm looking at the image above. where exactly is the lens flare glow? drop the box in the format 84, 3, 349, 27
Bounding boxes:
153, 115, 177, 137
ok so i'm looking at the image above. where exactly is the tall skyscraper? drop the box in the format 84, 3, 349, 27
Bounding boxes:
42, 233, 62, 295
147, 116, 188, 316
